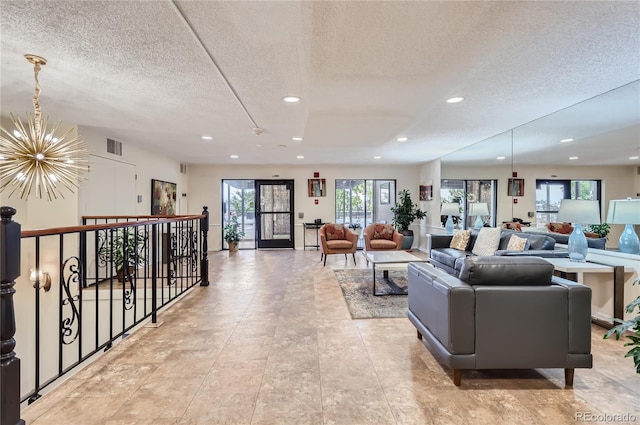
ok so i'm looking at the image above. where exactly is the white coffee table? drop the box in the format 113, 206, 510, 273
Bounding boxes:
362, 250, 430, 296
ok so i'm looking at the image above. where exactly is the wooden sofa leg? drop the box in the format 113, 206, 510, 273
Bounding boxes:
453, 369, 462, 386
565, 368, 574, 387
416, 330, 422, 340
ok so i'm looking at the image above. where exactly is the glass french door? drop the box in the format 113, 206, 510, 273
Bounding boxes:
255, 180, 295, 249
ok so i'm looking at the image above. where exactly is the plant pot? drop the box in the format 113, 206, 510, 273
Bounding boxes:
400, 230, 414, 250
228, 241, 239, 252
117, 266, 136, 282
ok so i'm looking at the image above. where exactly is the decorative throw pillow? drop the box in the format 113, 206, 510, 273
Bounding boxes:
547, 222, 573, 234
325, 224, 345, 240
449, 229, 471, 251
506, 234, 528, 251
471, 227, 501, 256
502, 222, 522, 232
373, 224, 395, 240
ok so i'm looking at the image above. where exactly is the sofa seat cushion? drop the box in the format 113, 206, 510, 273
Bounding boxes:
369, 239, 397, 250
326, 239, 353, 249
431, 248, 469, 269
459, 256, 554, 286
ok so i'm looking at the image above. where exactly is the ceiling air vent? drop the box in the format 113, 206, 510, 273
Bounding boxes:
106, 138, 123, 156
180, 163, 188, 174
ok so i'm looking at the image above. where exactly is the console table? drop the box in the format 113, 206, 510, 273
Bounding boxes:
545, 258, 633, 329
303, 222, 324, 250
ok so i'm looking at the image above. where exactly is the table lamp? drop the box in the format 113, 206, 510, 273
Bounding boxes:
557, 199, 601, 262
468, 202, 490, 230
441, 203, 460, 235
606, 198, 640, 255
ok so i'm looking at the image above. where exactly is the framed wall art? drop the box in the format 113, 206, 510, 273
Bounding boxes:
507, 178, 524, 197
419, 184, 433, 201
151, 179, 177, 215
308, 178, 326, 197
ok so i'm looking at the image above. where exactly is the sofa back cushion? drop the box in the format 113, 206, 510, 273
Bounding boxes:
459, 256, 554, 286
449, 230, 471, 251
324, 224, 346, 240
471, 227, 501, 256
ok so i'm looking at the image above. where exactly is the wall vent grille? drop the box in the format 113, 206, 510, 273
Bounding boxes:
106, 138, 123, 156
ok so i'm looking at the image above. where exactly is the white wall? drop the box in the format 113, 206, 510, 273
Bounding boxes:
187, 164, 423, 250
417, 159, 442, 250
78, 126, 187, 217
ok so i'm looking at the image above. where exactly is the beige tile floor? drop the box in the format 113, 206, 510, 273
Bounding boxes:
21, 249, 640, 425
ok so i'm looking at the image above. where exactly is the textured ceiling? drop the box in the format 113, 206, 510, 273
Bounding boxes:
1, 1, 639, 165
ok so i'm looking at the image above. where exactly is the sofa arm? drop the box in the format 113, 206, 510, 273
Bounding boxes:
393, 231, 404, 249
427, 234, 454, 251
408, 263, 475, 354
552, 276, 592, 354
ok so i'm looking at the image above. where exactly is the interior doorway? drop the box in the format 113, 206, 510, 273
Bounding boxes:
255, 180, 295, 249
222, 180, 256, 249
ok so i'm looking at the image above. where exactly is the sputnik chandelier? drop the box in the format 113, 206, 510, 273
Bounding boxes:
0, 54, 88, 200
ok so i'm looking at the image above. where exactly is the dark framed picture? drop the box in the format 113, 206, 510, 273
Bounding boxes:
308, 178, 326, 197
380, 182, 390, 204
420, 184, 433, 201
151, 179, 177, 215
508, 178, 524, 197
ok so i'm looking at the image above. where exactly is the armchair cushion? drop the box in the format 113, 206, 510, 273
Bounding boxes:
459, 256, 554, 286
326, 239, 354, 249
372, 224, 395, 240
324, 224, 346, 240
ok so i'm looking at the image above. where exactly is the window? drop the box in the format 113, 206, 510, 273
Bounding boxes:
335, 179, 396, 248
440, 179, 498, 229
535, 179, 601, 227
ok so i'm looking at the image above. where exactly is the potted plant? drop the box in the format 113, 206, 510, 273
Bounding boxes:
348, 222, 362, 237
604, 278, 640, 374
391, 189, 427, 249
98, 228, 147, 282
588, 223, 610, 239
223, 214, 245, 252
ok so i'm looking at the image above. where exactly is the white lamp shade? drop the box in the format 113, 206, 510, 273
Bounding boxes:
441, 203, 459, 216
606, 198, 640, 224
468, 202, 490, 216
557, 199, 600, 224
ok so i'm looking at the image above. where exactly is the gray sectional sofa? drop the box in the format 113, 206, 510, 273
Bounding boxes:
427, 229, 567, 277
407, 256, 593, 386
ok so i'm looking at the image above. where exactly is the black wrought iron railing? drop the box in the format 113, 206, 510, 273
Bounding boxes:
0, 206, 210, 424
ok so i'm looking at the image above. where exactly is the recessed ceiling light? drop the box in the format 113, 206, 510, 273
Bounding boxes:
560, 138, 573, 143
396, 137, 408, 142
629, 156, 639, 160
230, 155, 239, 159
292, 137, 303, 142
569, 156, 578, 160
283, 96, 300, 103
256, 144, 263, 147
296, 155, 304, 159
373, 156, 382, 159
496, 156, 506, 160
446, 97, 464, 104
201, 136, 213, 140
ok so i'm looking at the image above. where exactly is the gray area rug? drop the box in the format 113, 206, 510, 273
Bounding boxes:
334, 269, 408, 319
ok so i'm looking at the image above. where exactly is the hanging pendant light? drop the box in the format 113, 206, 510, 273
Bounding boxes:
0, 54, 88, 201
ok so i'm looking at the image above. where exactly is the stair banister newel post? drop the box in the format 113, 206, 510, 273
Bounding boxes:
200, 206, 209, 286
0, 206, 26, 425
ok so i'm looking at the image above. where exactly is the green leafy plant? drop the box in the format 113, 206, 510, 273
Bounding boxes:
98, 228, 147, 280
223, 214, 245, 243
588, 223, 610, 238
391, 189, 427, 232
604, 278, 640, 374
348, 223, 362, 230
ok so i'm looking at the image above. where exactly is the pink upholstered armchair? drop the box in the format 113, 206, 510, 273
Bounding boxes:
319, 224, 358, 266
363, 223, 403, 251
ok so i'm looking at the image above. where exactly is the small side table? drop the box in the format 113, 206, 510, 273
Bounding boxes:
303, 222, 324, 250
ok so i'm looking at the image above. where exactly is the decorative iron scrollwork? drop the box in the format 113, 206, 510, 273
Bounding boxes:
61, 256, 82, 345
